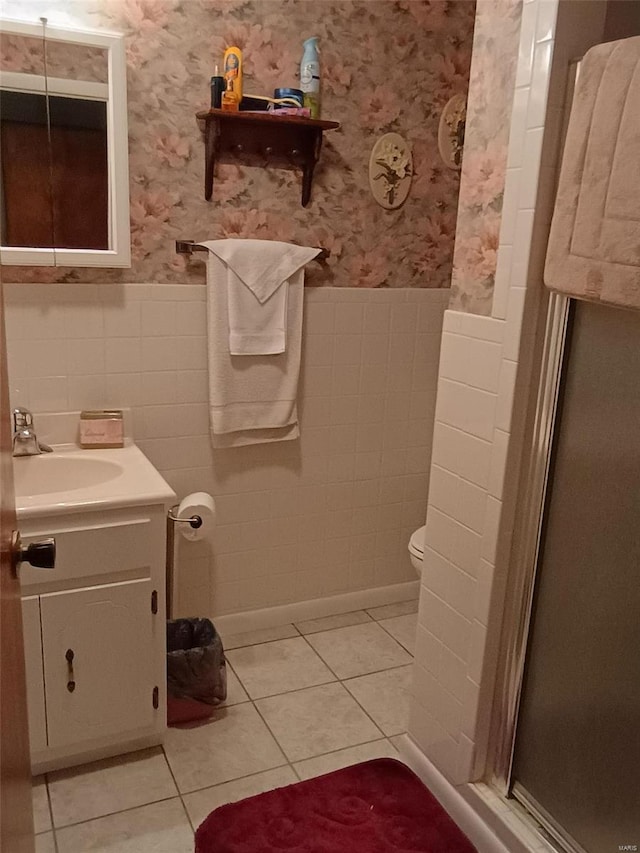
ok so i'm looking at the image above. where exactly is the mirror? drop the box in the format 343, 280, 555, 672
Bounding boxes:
0, 19, 130, 267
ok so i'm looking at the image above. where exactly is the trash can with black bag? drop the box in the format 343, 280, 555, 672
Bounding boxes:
166, 618, 227, 725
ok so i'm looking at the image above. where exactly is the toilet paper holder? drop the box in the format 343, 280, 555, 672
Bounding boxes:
167, 506, 203, 529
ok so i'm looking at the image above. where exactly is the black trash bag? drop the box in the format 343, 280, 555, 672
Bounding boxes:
166, 618, 227, 705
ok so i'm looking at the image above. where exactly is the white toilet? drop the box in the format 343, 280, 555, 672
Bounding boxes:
408, 525, 425, 577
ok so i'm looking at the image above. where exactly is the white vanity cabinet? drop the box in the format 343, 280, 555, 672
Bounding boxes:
19, 504, 169, 774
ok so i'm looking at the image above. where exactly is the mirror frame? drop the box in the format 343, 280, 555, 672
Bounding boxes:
0, 18, 130, 268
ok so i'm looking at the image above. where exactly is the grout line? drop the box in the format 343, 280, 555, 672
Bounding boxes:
364, 600, 419, 621
296, 632, 343, 682
42, 776, 57, 851
169, 756, 292, 801
159, 741, 194, 835
291, 734, 401, 775
341, 660, 413, 684
293, 611, 374, 635
375, 619, 417, 656
338, 673, 407, 741
426, 501, 485, 540
301, 625, 412, 678
241, 674, 339, 703
248, 697, 299, 783
224, 659, 251, 705
50, 793, 182, 833
223, 626, 301, 652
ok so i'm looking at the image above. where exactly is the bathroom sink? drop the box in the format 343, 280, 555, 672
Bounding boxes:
13, 454, 123, 497
13, 443, 176, 520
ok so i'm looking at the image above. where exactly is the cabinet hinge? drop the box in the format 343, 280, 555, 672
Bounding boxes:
152, 686, 159, 710
151, 589, 158, 615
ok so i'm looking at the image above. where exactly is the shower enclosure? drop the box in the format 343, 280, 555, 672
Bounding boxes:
508, 299, 640, 852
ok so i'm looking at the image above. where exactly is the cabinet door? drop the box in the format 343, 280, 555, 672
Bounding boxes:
40, 579, 157, 749
21, 596, 47, 755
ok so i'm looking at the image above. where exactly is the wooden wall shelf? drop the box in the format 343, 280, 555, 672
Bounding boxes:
196, 109, 340, 207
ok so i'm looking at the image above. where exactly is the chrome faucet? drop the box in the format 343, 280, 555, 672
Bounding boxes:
12, 408, 53, 457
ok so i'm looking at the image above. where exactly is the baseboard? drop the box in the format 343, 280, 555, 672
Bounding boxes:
396, 735, 515, 853
32, 732, 162, 775
212, 580, 419, 635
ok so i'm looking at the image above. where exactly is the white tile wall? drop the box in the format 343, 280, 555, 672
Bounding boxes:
4, 284, 448, 617
409, 0, 565, 786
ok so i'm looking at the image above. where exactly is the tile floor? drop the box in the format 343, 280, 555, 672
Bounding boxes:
34, 599, 418, 852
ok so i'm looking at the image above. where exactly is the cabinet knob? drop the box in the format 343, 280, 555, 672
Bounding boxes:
10, 532, 56, 577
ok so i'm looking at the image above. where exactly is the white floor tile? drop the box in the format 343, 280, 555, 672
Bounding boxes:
163, 703, 286, 794
366, 599, 418, 620
222, 624, 298, 650
293, 738, 400, 780
32, 776, 51, 834
306, 622, 412, 679
295, 610, 372, 634
55, 798, 193, 853
35, 832, 55, 853
227, 637, 335, 699
344, 665, 413, 736
379, 613, 418, 654
256, 682, 382, 762
183, 766, 297, 828
48, 747, 177, 828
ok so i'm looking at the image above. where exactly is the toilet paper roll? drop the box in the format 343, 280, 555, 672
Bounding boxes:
176, 492, 216, 542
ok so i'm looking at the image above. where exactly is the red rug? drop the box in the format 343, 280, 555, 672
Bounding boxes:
195, 758, 477, 852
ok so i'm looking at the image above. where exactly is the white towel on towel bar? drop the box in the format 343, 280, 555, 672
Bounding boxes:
203, 238, 320, 355
544, 37, 640, 310
198, 240, 320, 446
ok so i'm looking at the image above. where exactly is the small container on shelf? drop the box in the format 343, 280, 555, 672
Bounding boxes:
210, 74, 225, 109
222, 46, 242, 112
272, 88, 305, 109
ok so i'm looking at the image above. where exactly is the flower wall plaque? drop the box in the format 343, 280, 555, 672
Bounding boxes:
369, 133, 413, 210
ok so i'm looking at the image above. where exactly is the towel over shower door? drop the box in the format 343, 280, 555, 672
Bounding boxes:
511, 300, 640, 853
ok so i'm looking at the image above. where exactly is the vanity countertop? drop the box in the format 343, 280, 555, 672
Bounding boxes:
14, 443, 176, 520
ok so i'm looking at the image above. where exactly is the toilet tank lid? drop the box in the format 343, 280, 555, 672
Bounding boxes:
409, 525, 426, 555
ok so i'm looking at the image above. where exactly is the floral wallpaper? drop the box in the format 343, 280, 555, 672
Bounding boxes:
449, 0, 522, 314
0, 34, 107, 82
1, 0, 475, 287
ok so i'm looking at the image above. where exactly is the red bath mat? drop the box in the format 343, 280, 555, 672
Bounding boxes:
195, 758, 477, 853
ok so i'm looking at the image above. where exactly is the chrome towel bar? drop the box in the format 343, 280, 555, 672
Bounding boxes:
176, 240, 329, 261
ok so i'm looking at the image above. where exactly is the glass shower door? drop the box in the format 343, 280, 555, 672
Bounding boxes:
511, 300, 640, 853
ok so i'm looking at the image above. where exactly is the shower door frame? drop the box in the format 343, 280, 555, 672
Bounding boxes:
490, 290, 570, 796
491, 58, 582, 808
